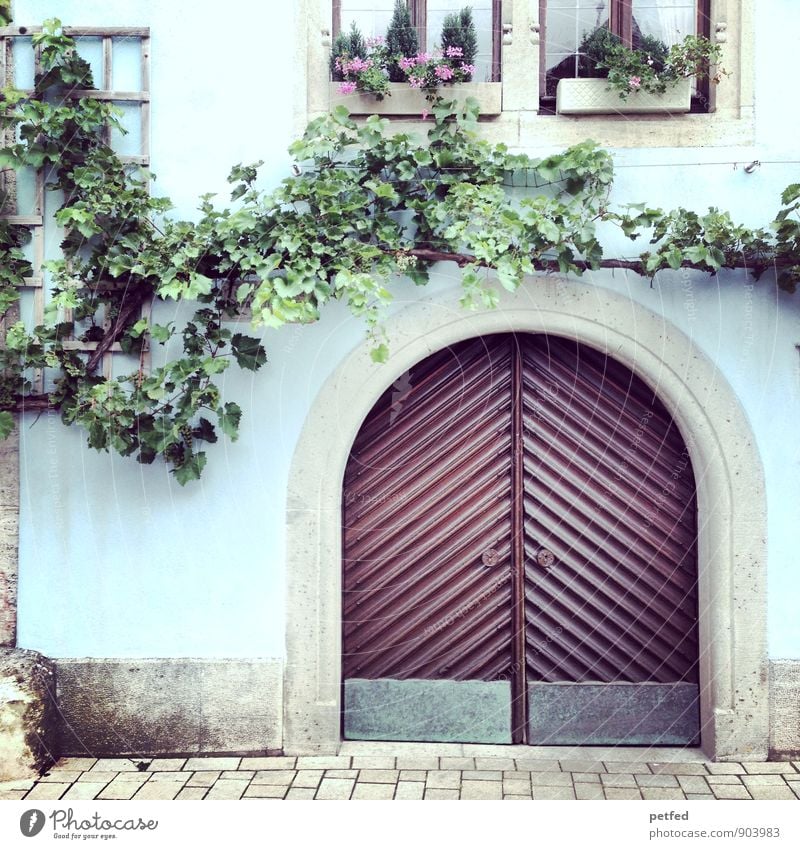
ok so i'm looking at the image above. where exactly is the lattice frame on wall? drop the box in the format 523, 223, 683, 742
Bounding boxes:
0, 26, 151, 392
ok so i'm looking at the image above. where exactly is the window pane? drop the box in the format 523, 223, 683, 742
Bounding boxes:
545, 1, 611, 97
426, 2, 495, 82
631, 1, 696, 46
340, 0, 396, 42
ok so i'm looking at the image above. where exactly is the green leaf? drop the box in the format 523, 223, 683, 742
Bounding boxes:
173, 451, 207, 486
666, 247, 683, 270
218, 402, 242, 441
230, 334, 267, 371
0, 411, 14, 440
370, 344, 389, 363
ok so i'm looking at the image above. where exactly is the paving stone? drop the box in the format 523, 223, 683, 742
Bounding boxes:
176, 787, 208, 800
286, 788, 316, 800
325, 769, 359, 779
601, 774, 637, 788
648, 763, 708, 775
351, 756, 396, 769
358, 769, 399, 784
51, 757, 97, 771
424, 788, 460, 800
352, 783, 395, 800
533, 785, 576, 800
0, 790, 28, 800
240, 757, 296, 770
244, 785, 287, 799
24, 783, 69, 800
515, 759, 562, 772
604, 762, 651, 774
530, 772, 573, 787
503, 770, 530, 779
399, 770, 427, 781
706, 775, 744, 785
604, 787, 642, 800
462, 780, 503, 800
148, 758, 187, 772
0, 778, 35, 790
223, 770, 254, 780
504, 794, 533, 800
98, 776, 149, 800
747, 785, 795, 800
186, 771, 221, 787
316, 778, 355, 800
742, 762, 798, 775
395, 781, 425, 800
133, 782, 182, 800
685, 794, 715, 800
635, 774, 680, 788
575, 784, 605, 800
292, 770, 324, 789
90, 758, 149, 772
784, 773, 800, 781
475, 758, 516, 771
396, 757, 440, 770
184, 757, 240, 772
60, 783, 105, 800
148, 772, 189, 784
573, 772, 602, 784
205, 779, 250, 800
296, 756, 352, 770
559, 760, 606, 773
641, 788, 686, 800
706, 762, 745, 774
742, 774, 791, 787
790, 784, 800, 800
40, 770, 82, 783
440, 757, 476, 770
77, 771, 118, 783
677, 775, 711, 794
710, 784, 751, 800
426, 770, 461, 790
503, 778, 532, 795
252, 770, 296, 785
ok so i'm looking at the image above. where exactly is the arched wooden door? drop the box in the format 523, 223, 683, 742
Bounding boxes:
342, 334, 699, 745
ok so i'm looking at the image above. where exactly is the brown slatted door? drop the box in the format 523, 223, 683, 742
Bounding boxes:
520, 336, 700, 744
342, 336, 516, 742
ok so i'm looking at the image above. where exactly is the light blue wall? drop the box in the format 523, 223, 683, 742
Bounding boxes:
12, 1, 800, 659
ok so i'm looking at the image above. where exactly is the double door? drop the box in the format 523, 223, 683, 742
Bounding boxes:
342, 334, 699, 744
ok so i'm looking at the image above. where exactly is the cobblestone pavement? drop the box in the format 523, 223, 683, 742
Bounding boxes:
2, 747, 799, 801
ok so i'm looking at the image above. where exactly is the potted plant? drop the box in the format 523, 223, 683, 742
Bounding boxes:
556, 31, 725, 116
329, 4, 501, 117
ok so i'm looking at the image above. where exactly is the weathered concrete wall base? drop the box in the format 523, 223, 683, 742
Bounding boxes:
770, 660, 800, 759
55, 658, 283, 756
0, 649, 58, 780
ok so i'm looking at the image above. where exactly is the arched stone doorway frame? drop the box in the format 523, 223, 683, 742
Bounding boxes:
283, 278, 769, 760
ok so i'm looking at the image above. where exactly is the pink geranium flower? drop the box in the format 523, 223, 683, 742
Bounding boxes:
445, 46, 463, 58
408, 75, 425, 88
338, 81, 357, 95
434, 64, 454, 81
629, 76, 642, 89
460, 63, 475, 76
399, 56, 416, 71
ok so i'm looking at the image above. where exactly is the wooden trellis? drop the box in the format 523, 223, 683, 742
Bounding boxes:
0, 26, 151, 390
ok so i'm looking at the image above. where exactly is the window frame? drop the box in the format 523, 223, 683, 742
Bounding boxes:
332, 0, 504, 82
537, 0, 713, 109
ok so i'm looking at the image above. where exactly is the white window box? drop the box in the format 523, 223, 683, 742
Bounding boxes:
329, 81, 502, 116
556, 77, 692, 116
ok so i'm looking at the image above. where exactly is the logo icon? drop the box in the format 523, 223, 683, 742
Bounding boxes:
19, 810, 46, 837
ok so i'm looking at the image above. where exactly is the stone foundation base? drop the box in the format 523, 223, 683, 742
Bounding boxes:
770, 660, 800, 759
0, 649, 58, 780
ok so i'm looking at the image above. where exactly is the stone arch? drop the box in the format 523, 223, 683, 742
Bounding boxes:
283, 278, 768, 759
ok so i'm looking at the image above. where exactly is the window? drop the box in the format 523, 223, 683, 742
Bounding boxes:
332, 1, 502, 82
539, 0, 712, 108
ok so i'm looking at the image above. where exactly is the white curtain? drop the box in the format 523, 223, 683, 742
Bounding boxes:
632, 1, 695, 46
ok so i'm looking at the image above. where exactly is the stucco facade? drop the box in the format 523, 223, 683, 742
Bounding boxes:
1, 0, 799, 765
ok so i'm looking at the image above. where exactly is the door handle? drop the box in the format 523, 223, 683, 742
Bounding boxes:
536, 548, 555, 569
481, 549, 500, 567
